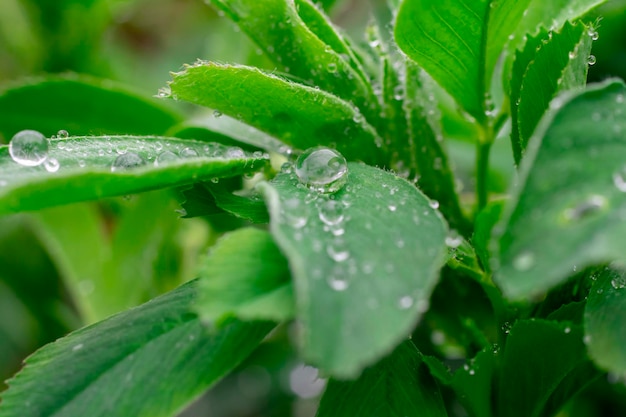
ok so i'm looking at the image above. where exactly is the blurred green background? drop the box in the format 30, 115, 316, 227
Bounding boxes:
1, 0, 626, 416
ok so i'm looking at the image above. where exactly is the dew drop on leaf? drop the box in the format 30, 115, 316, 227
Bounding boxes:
44, 158, 60, 173
317, 199, 345, 226
295, 147, 348, 193
9, 130, 49, 167
588, 55, 597, 66
180, 147, 199, 158
57, 129, 69, 138
561, 195, 608, 222
226, 147, 246, 159
282, 198, 309, 229
398, 296, 414, 309
155, 150, 179, 166
111, 152, 145, 172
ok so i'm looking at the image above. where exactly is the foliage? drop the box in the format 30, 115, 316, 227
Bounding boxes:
1, 0, 626, 416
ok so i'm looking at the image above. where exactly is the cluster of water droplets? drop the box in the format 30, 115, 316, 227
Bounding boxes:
6, 129, 261, 176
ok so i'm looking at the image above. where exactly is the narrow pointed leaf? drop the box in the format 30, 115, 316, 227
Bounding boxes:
584, 265, 626, 377
0, 280, 274, 417
258, 162, 447, 377
169, 63, 384, 165
316, 341, 448, 417
495, 80, 626, 299
497, 320, 600, 417
209, 0, 376, 118
0, 76, 182, 140
451, 348, 496, 417
395, 0, 531, 121
510, 22, 592, 163
0, 136, 267, 214
196, 228, 294, 324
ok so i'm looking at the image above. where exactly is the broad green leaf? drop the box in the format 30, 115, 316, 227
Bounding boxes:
196, 228, 294, 324
0, 135, 267, 214
584, 265, 626, 377
166, 113, 284, 153
168, 63, 384, 165
209, 0, 377, 119
510, 22, 592, 164
395, 0, 531, 121
316, 341, 448, 417
497, 320, 600, 417
0, 76, 182, 141
0, 280, 274, 417
494, 80, 626, 299
179, 182, 269, 223
258, 162, 447, 377
405, 63, 468, 233
452, 348, 496, 417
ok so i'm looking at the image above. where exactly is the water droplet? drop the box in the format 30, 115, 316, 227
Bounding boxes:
155, 150, 179, 166
116, 144, 128, 155
180, 147, 199, 158
72, 343, 84, 352
57, 129, 69, 138
327, 62, 338, 73
227, 147, 246, 158
317, 199, 345, 226
398, 296, 413, 309
327, 242, 350, 262
513, 251, 535, 271
564, 327, 571, 334
387, 204, 397, 212
44, 158, 60, 173
295, 147, 348, 193
9, 130, 49, 166
568, 50, 577, 59
611, 276, 626, 289
613, 168, 626, 192
562, 195, 608, 221
213, 110, 222, 117
111, 152, 145, 172
78, 160, 86, 168
429, 200, 440, 209
328, 274, 349, 291
445, 230, 462, 248
587, 28, 599, 41
587, 55, 596, 66
282, 198, 309, 228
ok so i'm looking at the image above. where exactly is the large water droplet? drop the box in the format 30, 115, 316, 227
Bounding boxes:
111, 152, 145, 172
295, 147, 348, 193
9, 130, 49, 166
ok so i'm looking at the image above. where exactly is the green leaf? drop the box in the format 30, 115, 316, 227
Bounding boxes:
496, 319, 600, 417
395, 0, 531, 121
209, 0, 377, 118
451, 348, 497, 417
316, 341, 448, 417
196, 228, 294, 324
168, 63, 384, 166
166, 113, 284, 153
405, 63, 468, 233
494, 80, 626, 299
0, 135, 267, 214
0, 76, 182, 141
0, 280, 274, 417
584, 265, 626, 377
258, 162, 447, 377
510, 22, 592, 164
473, 200, 505, 273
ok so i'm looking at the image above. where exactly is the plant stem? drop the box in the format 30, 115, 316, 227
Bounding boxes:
476, 138, 492, 212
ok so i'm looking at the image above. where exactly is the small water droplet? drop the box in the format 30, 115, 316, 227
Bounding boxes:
564, 327, 571, 334
317, 199, 345, 226
388, 204, 397, 212
57, 129, 69, 138
327, 243, 350, 262
568, 50, 577, 59
613, 168, 626, 192
282, 198, 309, 229
327, 62, 338, 73
587, 55, 596, 66
587, 28, 599, 41
44, 158, 60, 173
155, 150, 179, 166
213, 110, 222, 117
9, 130, 49, 166
429, 200, 440, 209
295, 147, 348, 193
111, 152, 145, 172
328, 274, 349, 291
227, 147, 246, 158
72, 343, 84, 352
445, 230, 462, 248
562, 195, 608, 221
398, 296, 413, 309
611, 276, 626, 289
513, 251, 535, 271
180, 147, 199, 158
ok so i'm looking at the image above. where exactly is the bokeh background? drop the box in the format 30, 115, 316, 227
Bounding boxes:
1, 0, 626, 416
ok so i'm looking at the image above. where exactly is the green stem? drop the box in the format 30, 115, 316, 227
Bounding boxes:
476, 138, 492, 212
